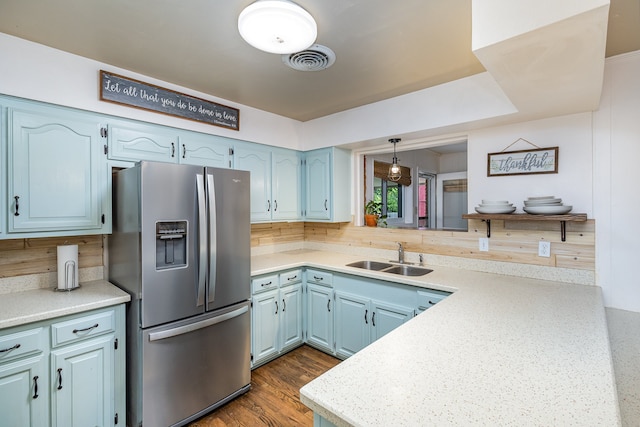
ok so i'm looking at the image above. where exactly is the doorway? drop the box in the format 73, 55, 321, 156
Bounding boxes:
436, 171, 468, 230
417, 172, 436, 229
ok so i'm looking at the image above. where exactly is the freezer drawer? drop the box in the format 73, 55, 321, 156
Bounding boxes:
139, 301, 251, 427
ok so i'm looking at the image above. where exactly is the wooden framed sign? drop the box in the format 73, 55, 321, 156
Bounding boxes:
100, 70, 239, 131
487, 147, 558, 176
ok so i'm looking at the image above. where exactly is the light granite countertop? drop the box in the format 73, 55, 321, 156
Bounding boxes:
252, 249, 621, 426
0, 280, 130, 329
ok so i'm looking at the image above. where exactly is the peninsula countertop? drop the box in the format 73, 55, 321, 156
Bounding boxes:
0, 280, 131, 329
252, 249, 621, 426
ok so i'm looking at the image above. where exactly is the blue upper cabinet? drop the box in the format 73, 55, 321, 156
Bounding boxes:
304, 147, 351, 222
7, 100, 107, 236
305, 149, 331, 220
180, 131, 233, 169
107, 120, 179, 163
234, 144, 272, 222
235, 143, 302, 223
107, 119, 235, 169
272, 149, 302, 221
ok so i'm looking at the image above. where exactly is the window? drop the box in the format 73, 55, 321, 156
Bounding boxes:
373, 177, 403, 219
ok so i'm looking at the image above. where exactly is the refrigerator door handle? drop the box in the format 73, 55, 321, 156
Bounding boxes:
207, 173, 217, 303
148, 305, 249, 342
196, 173, 206, 307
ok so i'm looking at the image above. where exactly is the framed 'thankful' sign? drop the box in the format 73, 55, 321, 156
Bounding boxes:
487, 146, 558, 177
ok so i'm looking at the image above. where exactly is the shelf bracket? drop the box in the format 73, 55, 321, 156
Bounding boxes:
561, 221, 566, 242
482, 219, 491, 238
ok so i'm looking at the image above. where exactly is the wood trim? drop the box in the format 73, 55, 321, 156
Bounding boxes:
373, 161, 412, 186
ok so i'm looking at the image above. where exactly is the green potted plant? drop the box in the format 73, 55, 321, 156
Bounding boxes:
364, 199, 382, 227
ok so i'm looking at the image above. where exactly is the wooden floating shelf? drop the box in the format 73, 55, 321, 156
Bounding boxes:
462, 213, 588, 242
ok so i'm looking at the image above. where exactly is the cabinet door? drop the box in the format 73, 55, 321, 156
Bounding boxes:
305, 150, 331, 220
335, 291, 370, 359
306, 284, 334, 353
272, 150, 301, 221
51, 335, 114, 427
370, 300, 413, 343
234, 146, 272, 222
252, 289, 280, 366
0, 355, 48, 427
9, 108, 103, 232
108, 120, 178, 162
280, 283, 303, 352
180, 133, 232, 168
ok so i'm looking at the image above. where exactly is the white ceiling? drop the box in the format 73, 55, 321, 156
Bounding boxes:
0, 0, 638, 122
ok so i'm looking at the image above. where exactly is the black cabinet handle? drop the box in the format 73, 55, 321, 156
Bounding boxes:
314, 276, 323, 281
33, 376, 39, 399
274, 200, 278, 212
324, 199, 328, 211
287, 275, 298, 281
171, 142, 175, 157
282, 298, 286, 312
73, 323, 99, 334
260, 281, 272, 287
182, 143, 186, 159
327, 299, 331, 312
267, 200, 271, 212
372, 312, 376, 327
364, 309, 368, 324
428, 300, 436, 305
57, 368, 63, 390
0, 343, 20, 353
14, 196, 20, 216
275, 301, 278, 315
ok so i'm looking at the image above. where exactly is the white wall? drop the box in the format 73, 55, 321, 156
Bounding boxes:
439, 151, 468, 174
593, 51, 640, 312
0, 33, 304, 150
467, 113, 593, 215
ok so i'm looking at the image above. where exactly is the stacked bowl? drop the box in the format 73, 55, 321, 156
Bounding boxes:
523, 196, 572, 215
475, 200, 516, 214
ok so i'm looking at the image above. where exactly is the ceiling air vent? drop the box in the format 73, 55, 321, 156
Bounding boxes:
282, 44, 336, 71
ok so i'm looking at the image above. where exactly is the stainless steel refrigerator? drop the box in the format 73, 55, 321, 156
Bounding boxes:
108, 161, 251, 427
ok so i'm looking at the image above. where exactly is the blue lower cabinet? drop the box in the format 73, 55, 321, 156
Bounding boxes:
51, 335, 114, 427
305, 283, 335, 354
251, 270, 304, 368
334, 290, 413, 360
0, 305, 125, 427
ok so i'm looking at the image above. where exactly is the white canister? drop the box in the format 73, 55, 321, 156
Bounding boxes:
57, 244, 79, 291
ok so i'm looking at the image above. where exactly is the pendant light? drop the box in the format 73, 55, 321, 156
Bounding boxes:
388, 138, 402, 182
238, 0, 317, 54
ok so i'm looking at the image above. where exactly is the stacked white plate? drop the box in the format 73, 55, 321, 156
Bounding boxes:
523, 196, 572, 215
475, 200, 516, 214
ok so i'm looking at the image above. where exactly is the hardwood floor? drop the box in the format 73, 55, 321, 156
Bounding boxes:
188, 345, 340, 427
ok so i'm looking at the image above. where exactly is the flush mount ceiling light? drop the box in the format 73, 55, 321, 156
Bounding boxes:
388, 138, 402, 182
238, 0, 317, 55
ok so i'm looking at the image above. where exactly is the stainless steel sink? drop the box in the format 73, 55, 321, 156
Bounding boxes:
346, 261, 433, 276
346, 260, 394, 271
382, 265, 433, 276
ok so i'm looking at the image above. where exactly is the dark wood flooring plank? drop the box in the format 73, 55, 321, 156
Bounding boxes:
188, 345, 340, 427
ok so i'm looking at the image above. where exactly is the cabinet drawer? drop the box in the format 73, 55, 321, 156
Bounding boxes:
252, 274, 279, 295
279, 269, 302, 287
416, 289, 449, 309
0, 327, 46, 364
306, 269, 333, 287
51, 310, 115, 348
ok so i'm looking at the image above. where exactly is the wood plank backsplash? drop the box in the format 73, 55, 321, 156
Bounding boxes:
0, 235, 103, 278
0, 218, 594, 279
303, 219, 595, 271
